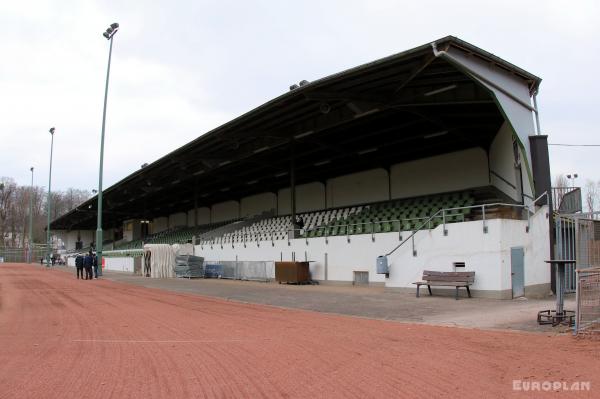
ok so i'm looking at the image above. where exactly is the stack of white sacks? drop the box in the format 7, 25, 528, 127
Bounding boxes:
143, 243, 195, 278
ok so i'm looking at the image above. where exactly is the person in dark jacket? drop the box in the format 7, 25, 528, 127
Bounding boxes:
75, 254, 84, 279
83, 252, 93, 280
93, 253, 99, 279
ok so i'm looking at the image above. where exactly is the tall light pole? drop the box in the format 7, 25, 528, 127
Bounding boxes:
28, 167, 34, 263
566, 173, 578, 188
97, 22, 119, 276
47, 127, 55, 267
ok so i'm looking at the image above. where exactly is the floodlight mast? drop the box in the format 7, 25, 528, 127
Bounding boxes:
46, 127, 55, 267
28, 167, 34, 263
96, 22, 119, 276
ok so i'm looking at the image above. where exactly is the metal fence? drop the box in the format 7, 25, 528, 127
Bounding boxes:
552, 186, 582, 213
576, 268, 600, 337
0, 246, 48, 264
555, 216, 578, 293
204, 260, 274, 281
199, 200, 542, 248
555, 214, 600, 294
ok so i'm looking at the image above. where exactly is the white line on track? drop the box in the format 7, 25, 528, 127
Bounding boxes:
72, 339, 270, 343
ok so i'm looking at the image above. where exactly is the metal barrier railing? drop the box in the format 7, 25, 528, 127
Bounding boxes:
384, 191, 548, 257
197, 193, 548, 250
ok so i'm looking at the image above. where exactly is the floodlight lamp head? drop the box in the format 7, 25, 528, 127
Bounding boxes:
103, 31, 110, 39
49, 127, 55, 134
111, 23, 119, 29
30, 167, 34, 172
106, 27, 113, 34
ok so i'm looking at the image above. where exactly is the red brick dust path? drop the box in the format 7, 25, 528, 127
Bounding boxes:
1, 264, 599, 399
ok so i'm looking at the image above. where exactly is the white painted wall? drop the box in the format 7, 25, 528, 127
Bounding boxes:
391, 148, 489, 199
187, 209, 195, 227
195, 206, 550, 297
197, 207, 211, 225
153, 217, 168, 233
241, 192, 277, 217
446, 45, 536, 185
79, 230, 94, 248
212, 201, 239, 222
168, 212, 187, 228
123, 220, 133, 241
64, 231, 79, 251
278, 182, 325, 215
489, 122, 518, 200
103, 256, 134, 273
499, 207, 550, 289
326, 169, 388, 208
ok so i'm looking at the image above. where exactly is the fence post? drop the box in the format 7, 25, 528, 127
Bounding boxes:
482, 205, 488, 234
443, 209, 447, 236
371, 221, 375, 242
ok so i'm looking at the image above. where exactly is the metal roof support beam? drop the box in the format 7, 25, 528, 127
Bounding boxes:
390, 55, 436, 97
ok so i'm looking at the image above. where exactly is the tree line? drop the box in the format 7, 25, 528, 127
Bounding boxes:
0, 176, 91, 248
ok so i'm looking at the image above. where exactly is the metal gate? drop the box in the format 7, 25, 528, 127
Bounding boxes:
555, 214, 600, 293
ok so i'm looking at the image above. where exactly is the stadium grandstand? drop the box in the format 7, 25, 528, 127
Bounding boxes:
51, 36, 555, 299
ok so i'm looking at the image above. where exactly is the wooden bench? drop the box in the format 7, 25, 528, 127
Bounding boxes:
413, 270, 475, 300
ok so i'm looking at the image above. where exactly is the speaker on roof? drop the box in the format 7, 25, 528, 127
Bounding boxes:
320, 102, 331, 114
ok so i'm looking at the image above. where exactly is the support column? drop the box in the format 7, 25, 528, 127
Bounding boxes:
529, 135, 555, 292
290, 141, 297, 237
194, 183, 198, 227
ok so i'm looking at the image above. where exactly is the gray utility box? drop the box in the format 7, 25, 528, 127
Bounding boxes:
376, 256, 389, 274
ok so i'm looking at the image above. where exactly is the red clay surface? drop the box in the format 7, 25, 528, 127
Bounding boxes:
1, 264, 599, 398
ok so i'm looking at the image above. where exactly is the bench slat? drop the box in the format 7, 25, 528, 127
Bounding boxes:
423, 270, 475, 277
423, 275, 474, 283
418, 281, 470, 286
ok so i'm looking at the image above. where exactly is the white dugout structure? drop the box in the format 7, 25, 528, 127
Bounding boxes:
54, 36, 553, 299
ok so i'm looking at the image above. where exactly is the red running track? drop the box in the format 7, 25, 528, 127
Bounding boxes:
1, 264, 599, 398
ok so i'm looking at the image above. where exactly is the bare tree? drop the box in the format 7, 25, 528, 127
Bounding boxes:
553, 174, 569, 209
0, 178, 17, 247
554, 174, 568, 188
585, 180, 599, 213
0, 176, 92, 248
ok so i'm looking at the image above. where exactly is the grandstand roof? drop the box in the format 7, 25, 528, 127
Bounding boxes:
52, 35, 541, 230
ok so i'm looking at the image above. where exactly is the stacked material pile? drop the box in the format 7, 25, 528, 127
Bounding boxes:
174, 255, 205, 278
143, 244, 176, 278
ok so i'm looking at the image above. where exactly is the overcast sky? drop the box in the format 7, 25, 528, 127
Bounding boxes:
1, 0, 599, 192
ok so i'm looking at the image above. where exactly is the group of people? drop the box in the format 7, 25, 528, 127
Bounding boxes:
39, 255, 66, 266
74, 251, 99, 280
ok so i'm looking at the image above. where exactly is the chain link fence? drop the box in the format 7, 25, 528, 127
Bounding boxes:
204, 260, 274, 281
0, 246, 48, 264
576, 268, 600, 337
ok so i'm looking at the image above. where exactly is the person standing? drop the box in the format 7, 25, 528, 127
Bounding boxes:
75, 254, 84, 279
93, 253, 99, 279
83, 252, 93, 280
